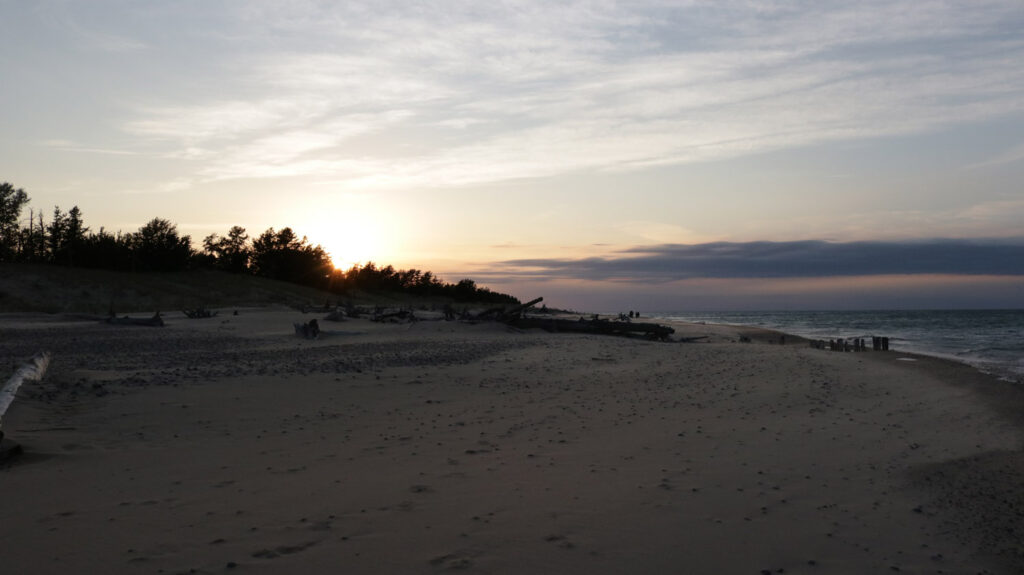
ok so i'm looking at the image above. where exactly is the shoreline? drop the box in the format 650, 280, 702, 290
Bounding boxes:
2, 308, 1023, 573
655, 308, 1024, 384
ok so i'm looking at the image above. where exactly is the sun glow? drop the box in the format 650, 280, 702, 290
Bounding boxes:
285, 191, 412, 272
301, 211, 401, 272
319, 218, 383, 271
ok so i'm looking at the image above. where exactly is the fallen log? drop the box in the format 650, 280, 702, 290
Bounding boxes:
323, 309, 348, 322
1, 352, 51, 451
499, 297, 544, 321
508, 317, 675, 341
373, 309, 417, 323
473, 297, 544, 321
183, 307, 218, 319
105, 312, 164, 327
294, 319, 321, 339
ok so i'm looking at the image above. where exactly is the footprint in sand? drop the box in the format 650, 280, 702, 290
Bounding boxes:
429, 553, 473, 569
251, 541, 318, 559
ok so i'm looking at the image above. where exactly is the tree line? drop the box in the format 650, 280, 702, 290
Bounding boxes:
0, 182, 518, 305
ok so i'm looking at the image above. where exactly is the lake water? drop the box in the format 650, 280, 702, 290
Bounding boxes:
652, 309, 1024, 383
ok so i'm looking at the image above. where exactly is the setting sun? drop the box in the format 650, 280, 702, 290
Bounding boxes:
305, 216, 389, 271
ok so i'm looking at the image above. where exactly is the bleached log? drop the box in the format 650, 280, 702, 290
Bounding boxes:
1, 352, 51, 430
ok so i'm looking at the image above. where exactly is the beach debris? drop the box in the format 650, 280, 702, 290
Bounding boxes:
500, 297, 544, 321
105, 312, 165, 327
472, 297, 545, 321
473, 298, 535, 321
323, 308, 347, 322
183, 306, 218, 319
373, 309, 417, 323
344, 303, 371, 318
294, 319, 321, 339
508, 316, 675, 341
482, 296, 676, 340
298, 301, 333, 313
1, 352, 51, 457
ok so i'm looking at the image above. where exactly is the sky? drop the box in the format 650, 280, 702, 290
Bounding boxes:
2, 1, 1023, 310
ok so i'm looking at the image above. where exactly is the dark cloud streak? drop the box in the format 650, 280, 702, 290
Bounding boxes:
493, 239, 1024, 282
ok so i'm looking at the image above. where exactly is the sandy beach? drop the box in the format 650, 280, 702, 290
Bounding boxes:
2, 308, 1023, 574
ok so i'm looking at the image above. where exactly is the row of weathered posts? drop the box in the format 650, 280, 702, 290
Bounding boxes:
812, 336, 890, 352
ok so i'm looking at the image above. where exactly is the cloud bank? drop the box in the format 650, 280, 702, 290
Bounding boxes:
487, 239, 1024, 283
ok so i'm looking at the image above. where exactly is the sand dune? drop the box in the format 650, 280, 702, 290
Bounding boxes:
1, 309, 1022, 574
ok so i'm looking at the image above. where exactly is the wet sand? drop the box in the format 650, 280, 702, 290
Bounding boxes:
2, 308, 1022, 574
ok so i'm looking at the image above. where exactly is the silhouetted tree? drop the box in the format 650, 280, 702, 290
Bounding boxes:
203, 225, 251, 273
18, 208, 47, 262
413, 270, 441, 295
133, 218, 193, 271
0, 186, 520, 304
60, 206, 88, 266
453, 278, 477, 302
251, 227, 332, 286
0, 182, 30, 261
46, 206, 67, 262
399, 268, 422, 289
78, 227, 133, 270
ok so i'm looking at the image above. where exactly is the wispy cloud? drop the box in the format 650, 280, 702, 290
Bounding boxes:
965, 142, 1024, 170
37, 3, 149, 53
38, 139, 140, 156
615, 221, 713, 245
116, 1, 1024, 190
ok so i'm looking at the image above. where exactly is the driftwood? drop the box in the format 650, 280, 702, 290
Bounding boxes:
508, 317, 675, 341
473, 297, 544, 321
106, 312, 164, 327
344, 303, 373, 318
323, 309, 348, 322
183, 307, 218, 319
475, 306, 505, 320
1, 352, 51, 453
373, 309, 416, 323
294, 319, 321, 339
500, 297, 544, 320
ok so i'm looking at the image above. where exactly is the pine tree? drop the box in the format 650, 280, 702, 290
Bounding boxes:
46, 206, 67, 262
0, 182, 30, 261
